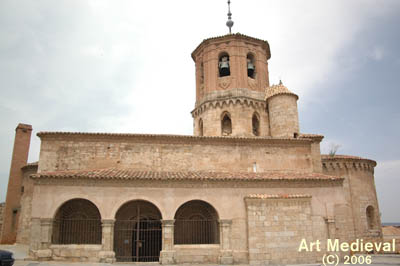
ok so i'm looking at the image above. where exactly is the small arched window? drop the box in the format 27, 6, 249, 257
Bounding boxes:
218, 52, 230, 77
247, 53, 255, 78
221, 112, 232, 136
366, 205, 375, 229
199, 118, 203, 136
200, 62, 204, 85
252, 113, 260, 136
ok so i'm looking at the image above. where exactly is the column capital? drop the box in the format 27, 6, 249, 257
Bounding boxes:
161, 219, 175, 226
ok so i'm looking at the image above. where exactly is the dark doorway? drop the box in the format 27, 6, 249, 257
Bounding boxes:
114, 200, 162, 262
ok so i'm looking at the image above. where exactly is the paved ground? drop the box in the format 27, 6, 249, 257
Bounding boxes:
2, 244, 400, 265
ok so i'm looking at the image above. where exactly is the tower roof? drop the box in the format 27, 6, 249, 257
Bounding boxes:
191, 33, 271, 61
265, 82, 298, 100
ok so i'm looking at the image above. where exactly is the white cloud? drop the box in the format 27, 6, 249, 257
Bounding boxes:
369, 46, 385, 61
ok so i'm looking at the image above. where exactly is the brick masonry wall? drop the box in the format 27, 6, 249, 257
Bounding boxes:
1, 123, 32, 244
37, 134, 315, 173
192, 35, 270, 104
194, 101, 270, 137
0, 202, 5, 239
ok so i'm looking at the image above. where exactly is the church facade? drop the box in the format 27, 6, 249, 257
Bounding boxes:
1, 33, 382, 265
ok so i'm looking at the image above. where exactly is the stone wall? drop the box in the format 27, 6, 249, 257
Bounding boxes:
29, 176, 347, 264
17, 164, 38, 244
193, 99, 270, 137
245, 195, 321, 265
267, 94, 299, 138
322, 156, 382, 243
37, 133, 317, 174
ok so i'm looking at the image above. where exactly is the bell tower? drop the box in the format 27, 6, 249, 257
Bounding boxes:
191, 33, 271, 137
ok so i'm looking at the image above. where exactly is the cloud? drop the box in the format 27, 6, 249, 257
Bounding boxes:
369, 46, 385, 61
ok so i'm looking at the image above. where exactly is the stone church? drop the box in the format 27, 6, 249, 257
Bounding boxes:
1, 32, 382, 264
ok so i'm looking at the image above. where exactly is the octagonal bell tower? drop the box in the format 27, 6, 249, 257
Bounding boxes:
191, 33, 272, 137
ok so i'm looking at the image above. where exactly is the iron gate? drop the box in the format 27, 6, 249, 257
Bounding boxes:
114, 218, 162, 262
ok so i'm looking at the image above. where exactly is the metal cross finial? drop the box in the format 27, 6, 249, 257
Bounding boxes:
226, 0, 234, 34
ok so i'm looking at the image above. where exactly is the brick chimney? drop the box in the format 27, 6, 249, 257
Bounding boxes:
1, 123, 32, 244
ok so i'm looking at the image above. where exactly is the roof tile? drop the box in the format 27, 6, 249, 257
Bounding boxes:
31, 168, 343, 182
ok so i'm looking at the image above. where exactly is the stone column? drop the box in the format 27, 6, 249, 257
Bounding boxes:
325, 217, 336, 240
219, 219, 233, 264
40, 218, 53, 248
33, 218, 53, 260
29, 218, 41, 251
160, 219, 175, 264
100, 219, 115, 263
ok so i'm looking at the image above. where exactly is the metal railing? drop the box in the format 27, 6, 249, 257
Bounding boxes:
174, 219, 219, 244
52, 219, 102, 244
114, 219, 162, 262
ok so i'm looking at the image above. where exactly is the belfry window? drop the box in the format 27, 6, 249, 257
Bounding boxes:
366, 205, 375, 229
218, 53, 230, 77
174, 200, 219, 244
221, 112, 232, 136
247, 53, 255, 78
252, 113, 260, 136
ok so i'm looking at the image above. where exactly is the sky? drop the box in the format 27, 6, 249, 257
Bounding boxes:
0, 0, 399, 222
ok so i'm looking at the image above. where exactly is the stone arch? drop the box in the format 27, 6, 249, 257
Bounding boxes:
366, 205, 376, 229
218, 51, 230, 77
221, 111, 232, 136
52, 198, 102, 244
174, 200, 220, 244
114, 200, 162, 262
252, 112, 260, 136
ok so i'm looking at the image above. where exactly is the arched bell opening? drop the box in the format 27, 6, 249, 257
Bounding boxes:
218, 52, 230, 77
247, 53, 256, 78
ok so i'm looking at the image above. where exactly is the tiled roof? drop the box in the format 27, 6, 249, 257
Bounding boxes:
192, 33, 271, 60
36, 132, 314, 144
321, 154, 376, 165
382, 226, 400, 236
265, 83, 298, 100
298, 133, 324, 141
31, 168, 343, 182
245, 194, 312, 199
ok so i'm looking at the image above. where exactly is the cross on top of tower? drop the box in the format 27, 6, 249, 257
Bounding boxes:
226, 0, 234, 34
